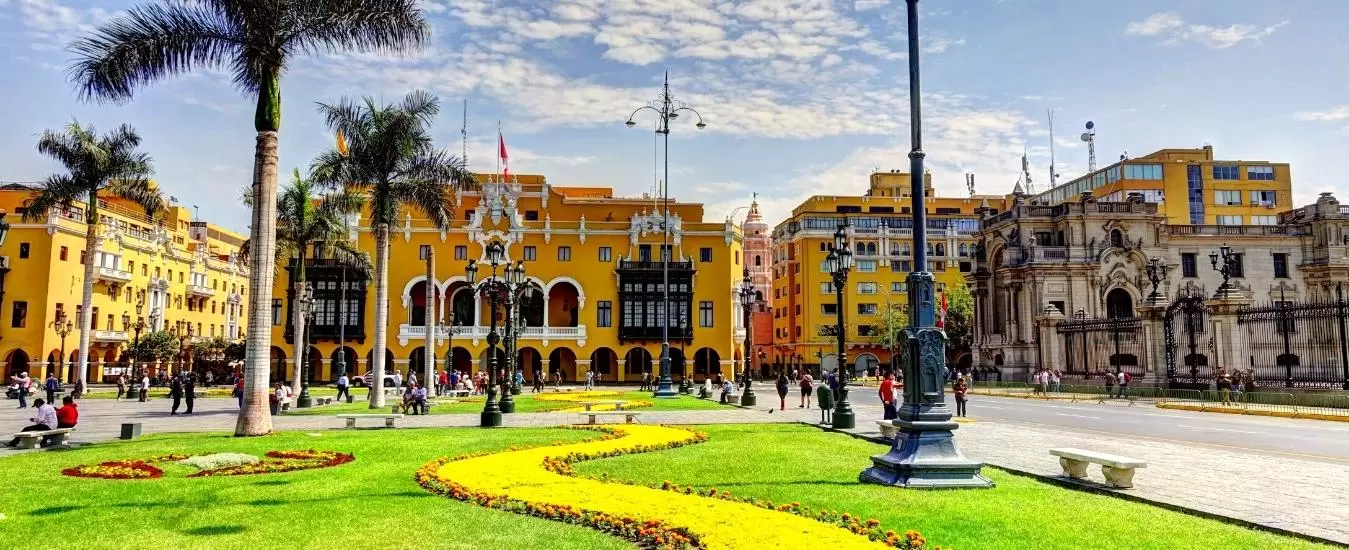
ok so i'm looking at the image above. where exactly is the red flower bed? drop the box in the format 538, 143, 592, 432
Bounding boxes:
62, 461, 163, 480
62, 449, 354, 480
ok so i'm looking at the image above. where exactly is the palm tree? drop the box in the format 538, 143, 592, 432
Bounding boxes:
263, 169, 369, 397
23, 121, 164, 389
68, 0, 429, 436
310, 91, 473, 408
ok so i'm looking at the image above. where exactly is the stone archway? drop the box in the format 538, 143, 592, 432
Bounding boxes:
330, 346, 357, 377
668, 348, 686, 382
305, 346, 323, 382
6, 349, 31, 378
693, 348, 720, 381
546, 280, 581, 328
517, 347, 543, 380
477, 347, 508, 375
1106, 288, 1135, 318
855, 352, 880, 378
624, 347, 652, 379
589, 348, 617, 378
549, 348, 577, 382
448, 346, 473, 374
270, 346, 288, 383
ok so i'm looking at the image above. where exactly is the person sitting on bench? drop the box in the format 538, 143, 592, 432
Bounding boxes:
5, 398, 55, 447
56, 396, 78, 429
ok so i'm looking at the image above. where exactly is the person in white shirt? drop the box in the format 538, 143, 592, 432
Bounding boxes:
139, 374, 151, 402
6, 398, 57, 447
335, 373, 350, 402
584, 370, 594, 390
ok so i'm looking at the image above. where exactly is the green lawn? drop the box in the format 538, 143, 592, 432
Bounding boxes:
575, 424, 1332, 550
0, 428, 627, 550
283, 389, 729, 416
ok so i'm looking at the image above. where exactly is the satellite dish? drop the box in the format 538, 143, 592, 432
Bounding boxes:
1080, 132, 1091, 142
1085, 120, 1095, 130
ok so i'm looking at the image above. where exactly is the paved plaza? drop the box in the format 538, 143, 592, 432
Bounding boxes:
4, 388, 1348, 546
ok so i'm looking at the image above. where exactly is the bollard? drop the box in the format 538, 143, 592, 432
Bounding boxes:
346, 394, 354, 404
120, 423, 142, 440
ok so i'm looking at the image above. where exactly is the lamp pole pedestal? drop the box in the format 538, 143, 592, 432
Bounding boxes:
481, 329, 503, 427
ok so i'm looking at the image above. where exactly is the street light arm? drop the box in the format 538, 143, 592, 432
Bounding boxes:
625, 105, 664, 125
672, 106, 706, 128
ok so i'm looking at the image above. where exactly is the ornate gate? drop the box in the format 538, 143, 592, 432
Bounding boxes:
1164, 293, 1214, 386
1057, 316, 1145, 377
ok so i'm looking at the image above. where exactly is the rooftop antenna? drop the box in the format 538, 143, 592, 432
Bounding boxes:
1047, 109, 1058, 186
461, 99, 468, 169
1081, 120, 1097, 172
965, 173, 976, 197
1021, 149, 1034, 194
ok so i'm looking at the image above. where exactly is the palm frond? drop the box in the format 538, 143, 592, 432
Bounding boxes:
290, 0, 427, 61
388, 178, 453, 230
68, 1, 243, 102
21, 175, 85, 222
105, 177, 165, 218
327, 239, 372, 279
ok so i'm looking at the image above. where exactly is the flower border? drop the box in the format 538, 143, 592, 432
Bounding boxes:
62, 449, 354, 480
61, 460, 164, 480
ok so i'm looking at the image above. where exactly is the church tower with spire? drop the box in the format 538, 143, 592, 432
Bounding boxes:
743, 194, 773, 309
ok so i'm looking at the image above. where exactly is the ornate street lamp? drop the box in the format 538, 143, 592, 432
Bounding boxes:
1145, 256, 1169, 304
51, 310, 74, 380
127, 298, 146, 400
467, 242, 517, 427
625, 71, 706, 399
737, 268, 757, 407
498, 260, 528, 413
296, 284, 315, 408
1210, 244, 1240, 297
826, 224, 854, 428
861, 0, 990, 488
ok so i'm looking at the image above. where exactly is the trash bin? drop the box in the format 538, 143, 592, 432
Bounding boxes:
816, 385, 833, 424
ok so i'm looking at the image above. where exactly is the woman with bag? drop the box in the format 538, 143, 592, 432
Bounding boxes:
954, 377, 969, 417
798, 372, 814, 408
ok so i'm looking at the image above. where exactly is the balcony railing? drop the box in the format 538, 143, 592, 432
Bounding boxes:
186, 284, 216, 298
618, 261, 694, 270
91, 330, 130, 343
1166, 225, 1309, 237
397, 324, 588, 344
93, 266, 133, 283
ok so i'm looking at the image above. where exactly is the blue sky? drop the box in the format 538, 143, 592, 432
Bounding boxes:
1, 0, 1346, 233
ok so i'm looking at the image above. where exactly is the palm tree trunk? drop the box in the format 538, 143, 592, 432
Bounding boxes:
370, 222, 390, 408
74, 192, 98, 387
235, 130, 280, 436
290, 247, 306, 398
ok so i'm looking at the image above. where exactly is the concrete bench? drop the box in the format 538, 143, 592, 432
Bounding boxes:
336, 414, 404, 429
722, 393, 741, 405
576, 400, 628, 411
581, 411, 643, 425
442, 389, 470, 398
874, 420, 898, 440
312, 396, 333, 406
12, 428, 75, 449
1050, 447, 1148, 488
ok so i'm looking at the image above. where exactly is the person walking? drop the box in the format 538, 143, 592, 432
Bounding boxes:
879, 373, 897, 420
1116, 368, 1130, 399
584, 369, 594, 391
12, 373, 30, 408
954, 377, 969, 417
139, 373, 150, 402
1216, 367, 1232, 405
234, 376, 245, 408
1051, 370, 1062, 394
775, 371, 790, 411
204, 370, 214, 388
798, 371, 814, 408
116, 373, 127, 401
183, 373, 196, 414
44, 372, 59, 405
1103, 371, 1117, 399
335, 372, 350, 403
826, 370, 839, 401
169, 374, 184, 415
532, 368, 544, 393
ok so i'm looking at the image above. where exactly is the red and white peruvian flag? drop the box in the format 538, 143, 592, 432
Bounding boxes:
498, 131, 510, 179
936, 290, 948, 328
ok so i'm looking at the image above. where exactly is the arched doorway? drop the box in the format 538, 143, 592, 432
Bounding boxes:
1106, 288, 1135, 318
6, 349, 31, 378
409, 280, 431, 325
102, 349, 118, 382
855, 352, 880, 378
517, 347, 543, 380
304, 346, 323, 382
448, 347, 472, 373
549, 348, 577, 382
668, 348, 686, 382
520, 283, 545, 327
270, 346, 288, 383
589, 348, 617, 379
693, 348, 720, 381
330, 346, 357, 377
449, 285, 474, 326
546, 281, 581, 328
624, 347, 652, 380
67, 349, 80, 383
819, 353, 839, 374
477, 347, 508, 375
46, 350, 60, 379
364, 348, 397, 377
409, 346, 427, 380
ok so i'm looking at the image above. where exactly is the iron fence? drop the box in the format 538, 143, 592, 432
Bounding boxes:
1057, 316, 1146, 377
1236, 284, 1349, 389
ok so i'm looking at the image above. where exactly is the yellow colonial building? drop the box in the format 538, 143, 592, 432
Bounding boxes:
1030, 145, 1292, 225
769, 171, 1006, 375
267, 174, 747, 384
0, 183, 249, 382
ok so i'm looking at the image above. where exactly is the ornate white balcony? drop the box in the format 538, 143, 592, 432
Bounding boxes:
91, 330, 130, 343
186, 284, 216, 298
398, 324, 587, 347
93, 266, 133, 284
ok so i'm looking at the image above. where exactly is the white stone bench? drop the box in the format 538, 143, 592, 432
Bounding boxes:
581, 411, 643, 425
312, 396, 333, 406
442, 389, 470, 398
12, 428, 75, 449
722, 393, 741, 405
1050, 447, 1148, 488
874, 420, 898, 440
336, 414, 404, 429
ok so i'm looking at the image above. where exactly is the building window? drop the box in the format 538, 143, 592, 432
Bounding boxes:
795, 304, 801, 315
933, 261, 946, 272
857, 282, 877, 294
597, 301, 613, 327
454, 245, 467, 260
1250, 215, 1277, 226
18, 243, 29, 259
558, 246, 572, 261
598, 247, 612, 262
59, 246, 68, 261
10, 301, 26, 328
524, 210, 539, 221
821, 303, 838, 315
1229, 254, 1244, 278
1273, 253, 1289, 279
858, 325, 877, 336
80, 251, 88, 265
1216, 215, 1243, 226
700, 247, 712, 262
1247, 166, 1275, 180
271, 299, 283, 326
1181, 253, 1197, 278
857, 303, 878, 315
891, 282, 904, 293
820, 282, 835, 294
1212, 164, 1240, 180
419, 245, 431, 260
699, 301, 714, 327
523, 246, 537, 261
1214, 190, 1242, 206
1123, 164, 1163, 180
857, 260, 877, 272
464, 209, 475, 221
899, 260, 911, 272
1250, 190, 1276, 206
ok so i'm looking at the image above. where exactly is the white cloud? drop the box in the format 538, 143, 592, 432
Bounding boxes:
1296, 106, 1349, 122
854, 0, 888, 11
1125, 12, 1288, 49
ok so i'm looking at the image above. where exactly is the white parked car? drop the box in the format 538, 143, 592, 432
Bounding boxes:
351, 371, 398, 388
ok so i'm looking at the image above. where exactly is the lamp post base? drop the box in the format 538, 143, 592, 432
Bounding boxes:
500, 388, 515, 413
740, 379, 757, 407
860, 404, 993, 489
481, 387, 503, 427
297, 381, 312, 409
654, 375, 678, 399
831, 383, 854, 429
127, 387, 140, 400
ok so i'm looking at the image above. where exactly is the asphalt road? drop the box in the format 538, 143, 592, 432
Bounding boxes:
841, 385, 1349, 463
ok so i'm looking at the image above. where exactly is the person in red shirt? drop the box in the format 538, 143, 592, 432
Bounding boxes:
879, 373, 897, 420
55, 396, 79, 429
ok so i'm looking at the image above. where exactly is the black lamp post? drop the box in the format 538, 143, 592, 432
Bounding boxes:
467, 242, 514, 427
625, 71, 706, 399
52, 311, 73, 380
127, 299, 146, 400
498, 261, 527, 414
737, 268, 757, 407
826, 223, 854, 428
296, 284, 315, 408
1145, 257, 1169, 304
861, 0, 990, 488
1210, 244, 1240, 297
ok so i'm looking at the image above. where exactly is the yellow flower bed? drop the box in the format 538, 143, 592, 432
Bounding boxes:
429, 425, 891, 549
534, 390, 653, 412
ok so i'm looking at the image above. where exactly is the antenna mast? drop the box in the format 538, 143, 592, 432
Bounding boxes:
1020, 150, 1034, 194
1047, 109, 1058, 186
965, 173, 975, 197
1081, 120, 1097, 172
461, 99, 468, 168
